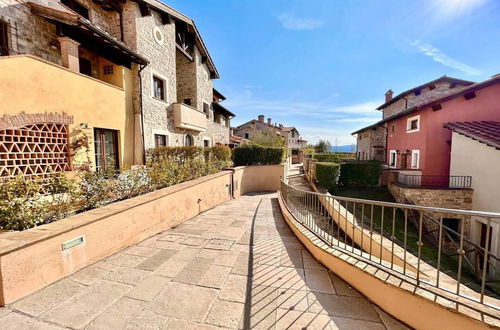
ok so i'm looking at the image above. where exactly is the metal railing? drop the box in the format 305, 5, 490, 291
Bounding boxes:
280, 180, 500, 318
397, 173, 472, 188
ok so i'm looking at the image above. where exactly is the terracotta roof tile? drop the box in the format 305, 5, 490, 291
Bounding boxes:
444, 121, 500, 150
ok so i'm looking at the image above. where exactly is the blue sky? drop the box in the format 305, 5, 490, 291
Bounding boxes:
164, 0, 500, 145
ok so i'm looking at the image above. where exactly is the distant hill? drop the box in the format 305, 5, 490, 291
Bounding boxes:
330, 145, 355, 153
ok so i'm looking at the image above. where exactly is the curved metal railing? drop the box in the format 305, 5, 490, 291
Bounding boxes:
280, 180, 500, 319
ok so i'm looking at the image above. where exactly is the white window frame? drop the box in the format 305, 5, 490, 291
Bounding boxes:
150, 70, 169, 103
389, 150, 397, 168
152, 129, 169, 148
406, 115, 420, 133
411, 150, 420, 169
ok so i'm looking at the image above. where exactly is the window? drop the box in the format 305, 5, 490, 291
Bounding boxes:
414, 90, 421, 96
152, 76, 165, 101
428, 84, 436, 90
94, 128, 119, 170
389, 150, 397, 168
79, 57, 92, 76
183, 98, 192, 106
464, 91, 476, 100
432, 104, 442, 111
203, 139, 210, 147
244, 133, 249, 139
184, 134, 193, 146
406, 115, 420, 133
103, 65, 113, 75
0, 20, 9, 56
391, 125, 395, 133
411, 150, 420, 169
203, 102, 210, 118
61, 0, 89, 19
154, 134, 167, 147
449, 83, 456, 89
213, 112, 220, 124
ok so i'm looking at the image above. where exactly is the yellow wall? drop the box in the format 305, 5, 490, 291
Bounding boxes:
0, 55, 136, 169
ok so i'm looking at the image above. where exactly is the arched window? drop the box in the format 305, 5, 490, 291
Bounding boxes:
184, 134, 193, 146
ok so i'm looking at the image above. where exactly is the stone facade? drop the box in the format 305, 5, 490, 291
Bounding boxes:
356, 125, 386, 161
389, 182, 473, 239
1, 0, 232, 157
233, 116, 304, 148
382, 80, 470, 119
0, 0, 61, 63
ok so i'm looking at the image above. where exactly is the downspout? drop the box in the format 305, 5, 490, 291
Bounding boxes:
138, 63, 147, 164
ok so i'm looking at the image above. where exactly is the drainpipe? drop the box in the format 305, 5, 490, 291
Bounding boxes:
138, 63, 147, 164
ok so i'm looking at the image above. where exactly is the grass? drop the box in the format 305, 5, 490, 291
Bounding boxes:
335, 187, 500, 298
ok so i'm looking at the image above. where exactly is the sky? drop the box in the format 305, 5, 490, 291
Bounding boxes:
163, 0, 500, 145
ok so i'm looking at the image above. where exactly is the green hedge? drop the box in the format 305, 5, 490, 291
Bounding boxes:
314, 153, 355, 163
338, 161, 381, 187
316, 162, 340, 192
146, 146, 231, 165
233, 145, 285, 166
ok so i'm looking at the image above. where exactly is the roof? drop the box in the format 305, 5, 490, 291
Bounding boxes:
230, 135, 248, 144
376, 76, 475, 110
213, 88, 226, 101
444, 121, 500, 150
213, 102, 235, 117
352, 74, 500, 135
29, 1, 148, 65
140, 0, 219, 78
280, 127, 296, 132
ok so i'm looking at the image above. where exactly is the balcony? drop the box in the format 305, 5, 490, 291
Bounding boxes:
397, 173, 472, 188
172, 102, 207, 132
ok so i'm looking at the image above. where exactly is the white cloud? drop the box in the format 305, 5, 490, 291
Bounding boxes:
277, 13, 324, 30
408, 40, 481, 75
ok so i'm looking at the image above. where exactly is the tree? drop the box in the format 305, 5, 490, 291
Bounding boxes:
247, 129, 284, 148
314, 140, 332, 153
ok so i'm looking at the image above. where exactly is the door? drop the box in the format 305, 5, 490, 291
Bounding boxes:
94, 128, 119, 171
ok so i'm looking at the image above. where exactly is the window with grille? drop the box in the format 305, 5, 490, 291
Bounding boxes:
94, 128, 119, 170
0, 20, 9, 56
103, 65, 114, 75
152, 76, 165, 101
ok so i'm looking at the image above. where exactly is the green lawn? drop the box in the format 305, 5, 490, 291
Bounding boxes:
335, 187, 499, 298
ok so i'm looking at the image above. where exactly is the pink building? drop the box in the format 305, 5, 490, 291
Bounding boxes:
384, 75, 500, 176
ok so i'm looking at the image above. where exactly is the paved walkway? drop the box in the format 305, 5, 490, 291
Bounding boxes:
0, 193, 407, 329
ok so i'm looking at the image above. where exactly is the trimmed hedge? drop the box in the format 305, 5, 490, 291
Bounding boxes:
314, 153, 355, 163
315, 162, 340, 192
233, 145, 285, 166
338, 161, 381, 187
146, 146, 231, 165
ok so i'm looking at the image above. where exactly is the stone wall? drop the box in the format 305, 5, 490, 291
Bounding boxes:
389, 183, 473, 238
356, 125, 386, 161
0, 0, 61, 63
383, 81, 470, 119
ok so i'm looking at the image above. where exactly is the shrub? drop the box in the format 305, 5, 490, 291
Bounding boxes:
314, 153, 357, 163
315, 162, 340, 193
233, 145, 285, 166
338, 161, 381, 187
0, 176, 47, 230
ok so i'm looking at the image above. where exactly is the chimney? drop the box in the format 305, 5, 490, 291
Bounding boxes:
258, 115, 265, 122
267, 118, 272, 125
385, 89, 394, 103
279, 124, 284, 129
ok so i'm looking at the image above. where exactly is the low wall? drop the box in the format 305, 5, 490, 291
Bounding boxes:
232, 164, 285, 197
0, 165, 283, 305
389, 183, 473, 209
277, 191, 492, 330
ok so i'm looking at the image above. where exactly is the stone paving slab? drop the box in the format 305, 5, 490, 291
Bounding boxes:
1, 193, 407, 329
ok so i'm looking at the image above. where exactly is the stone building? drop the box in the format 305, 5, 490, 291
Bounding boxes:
0, 0, 233, 178
352, 76, 474, 162
232, 115, 306, 149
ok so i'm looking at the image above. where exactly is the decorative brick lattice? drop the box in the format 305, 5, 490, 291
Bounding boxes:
0, 122, 71, 180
